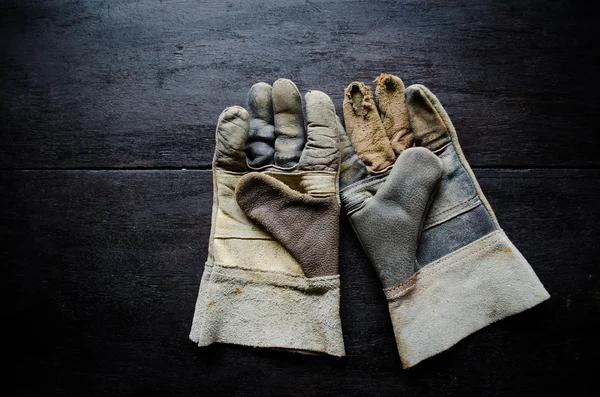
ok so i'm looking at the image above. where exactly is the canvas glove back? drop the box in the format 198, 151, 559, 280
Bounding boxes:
339, 74, 549, 368
190, 79, 345, 356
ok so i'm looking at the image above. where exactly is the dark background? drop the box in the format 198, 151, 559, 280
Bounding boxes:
2, 0, 598, 396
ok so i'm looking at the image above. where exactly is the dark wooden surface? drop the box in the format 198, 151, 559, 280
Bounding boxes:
1, 1, 598, 396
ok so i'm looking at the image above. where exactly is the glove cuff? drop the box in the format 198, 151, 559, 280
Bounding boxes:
384, 230, 550, 368
190, 263, 346, 357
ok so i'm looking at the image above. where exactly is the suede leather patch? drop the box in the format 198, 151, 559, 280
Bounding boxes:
190, 263, 345, 357
236, 172, 339, 278
386, 230, 550, 368
350, 148, 443, 288
343, 82, 395, 172
374, 73, 412, 155
342, 74, 415, 173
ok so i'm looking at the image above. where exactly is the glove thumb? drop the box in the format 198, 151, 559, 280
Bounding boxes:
235, 173, 339, 278
351, 147, 443, 288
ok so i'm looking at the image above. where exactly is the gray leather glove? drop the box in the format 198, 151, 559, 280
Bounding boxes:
190, 79, 345, 356
340, 74, 550, 368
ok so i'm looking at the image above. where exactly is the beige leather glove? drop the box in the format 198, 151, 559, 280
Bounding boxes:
190, 79, 345, 356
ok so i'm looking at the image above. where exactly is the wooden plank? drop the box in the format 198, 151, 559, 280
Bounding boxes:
2, 168, 597, 396
1, 0, 598, 169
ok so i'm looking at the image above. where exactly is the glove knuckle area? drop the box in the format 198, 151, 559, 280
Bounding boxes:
263, 171, 337, 196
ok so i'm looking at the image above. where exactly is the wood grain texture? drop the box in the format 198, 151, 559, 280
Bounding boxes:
2, 0, 598, 396
3, 169, 598, 396
1, 0, 599, 168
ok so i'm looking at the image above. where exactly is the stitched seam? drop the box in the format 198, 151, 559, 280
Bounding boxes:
340, 171, 389, 194
432, 142, 452, 155
211, 271, 340, 289
427, 194, 478, 218
423, 196, 481, 230
208, 261, 340, 281
341, 193, 369, 211
345, 197, 369, 215
386, 231, 500, 297
340, 175, 386, 195
217, 170, 248, 176
213, 235, 276, 240
207, 263, 340, 291
386, 275, 418, 294
421, 85, 501, 229
340, 174, 387, 213
385, 231, 502, 297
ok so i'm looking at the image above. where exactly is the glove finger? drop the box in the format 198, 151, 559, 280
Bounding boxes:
374, 74, 413, 155
343, 81, 395, 173
246, 82, 276, 168
214, 106, 250, 171
405, 84, 452, 151
298, 90, 339, 172
235, 172, 339, 278
272, 78, 306, 168
338, 116, 369, 189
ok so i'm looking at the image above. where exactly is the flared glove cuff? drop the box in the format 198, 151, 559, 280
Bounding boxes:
385, 230, 550, 368
190, 263, 345, 357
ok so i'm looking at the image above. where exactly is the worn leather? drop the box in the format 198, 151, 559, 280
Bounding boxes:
340, 74, 550, 368
190, 263, 345, 357
386, 230, 550, 369
236, 172, 339, 277
405, 85, 451, 152
214, 106, 250, 171
350, 148, 443, 288
246, 83, 275, 168
343, 82, 395, 172
374, 73, 412, 155
190, 78, 345, 356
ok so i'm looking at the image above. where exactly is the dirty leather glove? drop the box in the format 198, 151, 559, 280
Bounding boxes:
339, 74, 550, 368
189, 79, 345, 356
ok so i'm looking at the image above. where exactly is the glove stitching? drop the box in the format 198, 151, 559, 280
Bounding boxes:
423, 195, 480, 230
208, 261, 340, 281
385, 231, 503, 299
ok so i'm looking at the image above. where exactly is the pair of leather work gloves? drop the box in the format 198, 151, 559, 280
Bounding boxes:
189, 75, 550, 368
